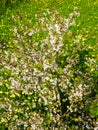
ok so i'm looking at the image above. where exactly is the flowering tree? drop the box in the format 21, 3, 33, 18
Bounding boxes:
0, 7, 98, 130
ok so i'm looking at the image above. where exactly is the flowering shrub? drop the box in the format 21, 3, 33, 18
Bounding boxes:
0, 7, 98, 130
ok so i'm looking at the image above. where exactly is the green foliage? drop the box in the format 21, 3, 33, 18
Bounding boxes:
0, 0, 98, 129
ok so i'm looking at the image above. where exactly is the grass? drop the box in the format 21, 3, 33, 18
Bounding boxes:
0, 0, 98, 129
0, 0, 98, 47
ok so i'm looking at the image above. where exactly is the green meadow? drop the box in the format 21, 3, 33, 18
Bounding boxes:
0, 0, 98, 129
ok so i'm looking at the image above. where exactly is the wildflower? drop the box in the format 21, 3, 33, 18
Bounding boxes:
0, 91, 3, 94
10, 94, 15, 98
13, 115, 18, 119
15, 109, 21, 113
54, 23, 61, 34
16, 93, 21, 97
28, 30, 34, 36
1, 119, 8, 123
5, 83, 9, 88
13, 27, 17, 33
22, 91, 25, 94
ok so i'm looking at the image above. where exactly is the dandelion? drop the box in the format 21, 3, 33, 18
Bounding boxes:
0, 91, 3, 94
1, 119, 8, 123
16, 93, 21, 97
10, 94, 15, 98
13, 115, 18, 119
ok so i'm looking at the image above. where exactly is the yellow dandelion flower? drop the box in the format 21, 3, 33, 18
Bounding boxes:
5, 83, 9, 88
16, 93, 21, 97
15, 109, 21, 113
22, 91, 25, 94
4, 79, 8, 82
67, 106, 69, 108
0, 91, 3, 94
1, 119, 8, 123
13, 115, 18, 119
10, 94, 15, 98
90, 68, 94, 72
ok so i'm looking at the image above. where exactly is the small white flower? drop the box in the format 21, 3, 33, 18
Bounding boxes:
74, 6, 78, 11
69, 13, 73, 19
28, 30, 34, 36
24, 31, 28, 35
54, 23, 61, 34
13, 27, 17, 33
50, 35, 56, 45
